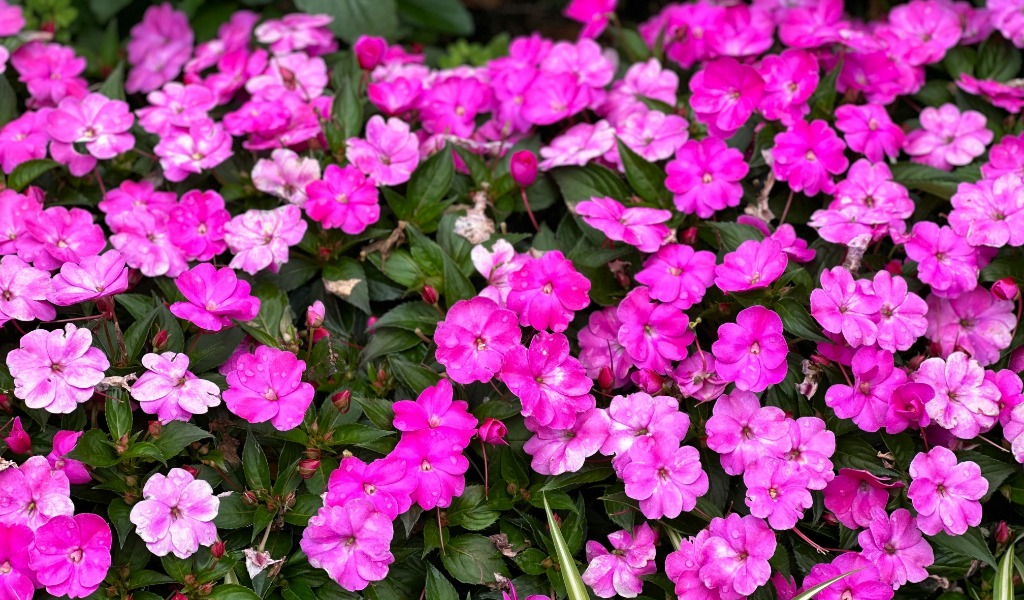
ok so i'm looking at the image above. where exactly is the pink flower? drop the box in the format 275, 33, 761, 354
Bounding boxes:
168, 190, 230, 262
706, 390, 790, 476
825, 347, 907, 433
252, 149, 322, 207
582, 523, 657, 599
224, 205, 308, 275
4, 416, 30, 454
672, 353, 726, 402
11, 42, 88, 108
857, 509, 933, 589
950, 174, 1024, 248
154, 120, 234, 182
7, 324, 109, 415
758, 49, 819, 123
635, 244, 716, 309
991, 0, 1024, 47
170, 263, 260, 331
125, 3, 193, 94
539, 120, 616, 170
0, 523, 34, 600
108, 212, 188, 278
246, 53, 328, 101
0, 110, 51, 173
254, 14, 336, 56
49, 250, 129, 307
471, 239, 526, 306
346, 115, 420, 186
391, 438, 469, 510
985, 133, 1024, 182
714, 238, 788, 293
601, 392, 691, 460
20, 206, 105, 270
300, 501, 394, 591
904, 221, 981, 298
29, 513, 111, 599
926, 288, 1015, 367
915, 352, 1000, 439
0, 255, 55, 325
354, 36, 387, 70
0, 0, 25, 36
699, 514, 776, 597
223, 345, 314, 431
0, 456, 73, 529
616, 286, 693, 374
771, 119, 849, 196
666, 137, 748, 217
834, 103, 905, 163
434, 296, 521, 385
521, 72, 587, 126
888, 0, 961, 65
743, 457, 812, 530
523, 408, 609, 476
830, 160, 914, 229
305, 164, 380, 234
47, 93, 134, 162
420, 76, 493, 137
129, 468, 219, 558
801, 553, 893, 600
689, 57, 764, 138
131, 352, 221, 424
615, 110, 689, 163
871, 270, 928, 353
886, 382, 934, 434
903, 104, 992, 170
136, 83, 216, 136
622, 436, 708, 519
811, 266, 883, 347
325, 456, 415, 520
478, 418, 508, 446
576, 197, 671, 253
784, 417, 835, 490
908, 446, 987, 536
824, 469, 902, 530
578, 307, 631, 388
47, 431, 91, 485
501, 332, 594, 429
711, 306, 789, 393
507, 251, 590, 332
393, 379, 478, 449
564, 0, 616, 38
957, 74, 1024, 113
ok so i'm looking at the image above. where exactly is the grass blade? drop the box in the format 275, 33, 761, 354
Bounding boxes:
791, 569, 861, 600
995, 543, 1015, 600
542, 493, 589, 600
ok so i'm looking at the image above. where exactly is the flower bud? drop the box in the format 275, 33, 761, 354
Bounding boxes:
478, 418, 508, 446
242, 490, 259, 506
147, 421, 163, 438
679, 226, 698, 245
181, 465, 200, 479
311, 327, 330, 343
367, 316, 378, 331
0, 394, 10, 414
1010, 346, 1024, 373
306, 300, 325, 328
96, 297, 115, 319
510, 150, 538, 188
210, 540, 226, 559
809, 354, 831, 367
152, 329, 169, 353
993, 277, 1019, 301
421, 285, 439, 305
354, 36, 387, 70
630, 369, 664, 394
3, 417, 31, 454
298, 459, 320, 479
332, 389, 351, 413
198, 583, 214, 596
597, 366, 615, 391
996, 521, 1011, 544
884, 260, 903, 276
821, 512, 839, 525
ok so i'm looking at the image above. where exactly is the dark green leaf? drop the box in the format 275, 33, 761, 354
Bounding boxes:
552, 164, 631, 204
832, 435, 898, 477
68, 429, 120, 467
355, 397, 395, 430
425, 564, 459, 600
108, 499, 133, 547
774, 298, 828, 342
616, 138, 670, 206
396, 0, 473, 35
0, 74, 15, 126
8, 159, 60, 192
122, 307, 160, 364
447, 486, 501, 531
700, 221, 764, 252
929, 529, 997, 568
187, 328, 247, 374
152, 421, 212, 461
389, 356, 442, 392
373, 302, 441, 335
324, 258, 371, 314
362, 328, 421, 362
283, 494, 323, 526
99, 61, 126, 101
408, 146, 455, 208
207, 584, 262, 600
977, 34, 1022, 82
105, 395, 133, 440
213, 493, 257, 529
440, 534, 509, 585
243, 432, 272, 491
296, 0, 398, 43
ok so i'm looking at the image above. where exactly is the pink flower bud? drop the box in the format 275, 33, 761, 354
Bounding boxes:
884, 260, 903, 276
306, 300, 325, 328
1010, 346, 1024, 373
630, 368, 664, 394
367, 316, 378, 330
147, 421, 163, 438
421, 285, 439, 305
597, 366, 614, 391
996, 521, 1010, 544
354, 36, 387, 71
510, 150, 538, 187
298, 459, 320, 479
210, 540, 226, 559
679, 226, 698, 245
3, 417, 31, 454
152, 329, 169, 353
242, 490, 260, 506
182, 465, 200, 479
0, 394, 10, 414
993, 277, 1019, 301
478, 418, 508, 446
311, 327, 330, 343
332, 389, 352, 413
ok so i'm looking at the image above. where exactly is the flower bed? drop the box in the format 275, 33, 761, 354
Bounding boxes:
1, 1, 1024, 599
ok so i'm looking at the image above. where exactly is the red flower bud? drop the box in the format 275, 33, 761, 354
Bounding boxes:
884, 260, 903, 276
421, 285, 439, 305
630, 368, 664, 394
127, 268, 144, 290
510, 150, 538, 188
993, 277, 1019, 301
147, 421, 163, 438
172, 593, 188, 600
821, 512, 839, 526
298, 459, 320, 479
679, 226, 698, 246
907, 354, 928, 370
242, 490, 259, 506
96, 296, 115, 319
810, 354, 831, 367
996, 521, 1011, 544
478, 418, 508, 446
306, 300, 325, 328
332, 389, 352, 413
4, 417, 31, 454
354, 36, 387, 71
0, 394, 10, 414
182, 465, 200, 479
1010, 346, 1024, 373
152, 330, 169, 353
311, 327, 330, 343
597, 366, 614, 391
210, 540, 226, 559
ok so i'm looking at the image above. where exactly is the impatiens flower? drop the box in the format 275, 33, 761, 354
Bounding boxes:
47, 430, 91, 485
108, 214, 187, 279
301, 501, 394, 591
507, 251, 590, 332
834, 103, 905, 163
958, 73, 1024, 116
666, 137, 748, 218
48, 250, 129, 307
983, 132, 1024, 180
170, 263, 260, 332
252, 148, 322, 207
304, 164, 380, 234
521, 72, 587, 127
926, 288, 1015, 367
523, 408, 609, 476
392, 379, 478, 449
688, 57, 764, 138
168, 190, 230, 262
699, 514, 776, 597
623, 436, 708, 519
888, 0, 961, 65
478, 418, 508, 446
0, 523, 34, 600
21, 206, 106, 270
811, 266, 883, 347
564, 0, 617, 38
673, 353, 727, 402
871, 270, 928, 353
434, 296, 521, 385
125, 3, 193, 94
601, 392, 691, 460
131, 352, 221, 424
4, 416, 30, 454
346, 115, 420, 186
325, 456, 415, 519
582, 523, 657, 599
129, 468, 219, 558
915, 352, 1000, 439
472, 239, 526, 306
824, 468, 903, 530
771, 119, 849, 196
576, 197, 671, 253
616, 286, 694, 374
757, 49, 818, 123
11, 42, 88, 108
903, 104, 993, 170
0, 455, 73, 529
539, 120, 616, 170
714, 238, 788, 293
578, 307, 632, 388
392, 438, 470, 510
246, 52, 329, 101
615, 110, 689, 164
886, 382, 935, 434
743, 457, 813, 530
136, 82, 216, 136
224, 205, 308, 275
711, 306, 789, 393
706, 390, 790, 476
0, 0, 25, 36
908, 446, 987, 536
784, 417, 835, 490
29, 513, 112, 599
154, 120, 234, 182
825, 346, 908, 433
635, 244, 716, 309
801, 552, 894, 600
0, 111, 50, 173
829, 160, 914, 230
857, 509, 934, 589
7, 324, 109, 414
255, 14, 336, 55
904, 221, 981, 298
991, 0, 1024, 47
47, 93, 134, 165
949, 174, 1024, 248
0, 255, 55, 325
501, 332, 595, 429
223, 345, 314, 431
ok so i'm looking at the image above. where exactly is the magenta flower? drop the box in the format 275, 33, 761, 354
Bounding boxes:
7, 324, 109, 414
830, 160, 914, 229
834, 103, 905, 163
602, 392, 690, 459
0, 111, 50, 173
305, 164, 380, 234
4, 416, 30, 454
871, 270, 928, 353
577, 307, 631, 388
825, 346, 907, 433
154, 120, 234, 182
108, 213, 187, 279
615, 110, 688, 164
771, 119, 849, 196
471, 239, 526, 306
714, 238, 788, 293
0, 255, 55, 325
673, 353, 727, 403
0, 455, 73, 529
576, 197, 671, 253
689, 57, 764, 138
224, 205, 308, 275
325, 456, 415, 520
169, 263, 260, 332
136, 82, 216, 136
246, 53, 328, 101
908, 446, 987, 536
635, 244, 716, 309
743, 457, 812, 530
168, 190, 230, 262
810, 266, 883, 347
915, 352, 1000, 439
392, 379, 478, 449
991, 0, 1024, 47
784, 417, 835, 490
29, 513, 111, 599
129, 468, 219, 558
711, 306, 789, 393
11, 42, 88, 108
47, 93, 134, 161
223, 345, 314, 431
857, 509, 934, 589
564, 0, 616, 38
757, 49, 818, 123
904, 104, 992, 170
984, 132, 1024, 180
665, 137, 748, 218
801, 553, 894, 600
47, 430, 91, 485
346, 115, 420, 186
507, 251, 591, 333
254, 14, 336, 55
49, 250, 129, 307
950, 174, 1024, 248
616, 286, 693, 374
420, 76, 492, 137
501, 332, 594, 429
125, 3, 193, 94
521, 72, 587, 127
706, 390, 790, 476
0, 1, 25, 36
539, 120, 616, 170
252, 149, 322, 207
926, 288, 1015, 367
523, 408, 609, 476
886, 382, 935, 434
0, 523, 34, 600
434, 296, 521, 385
131, 352, 221, 424
622, 436, 708, 519
905, 221, 981, 298
824, 468, 902, 530
699, 514, 776, 597
301, 501, 394, 591
20, 206, 106, 270
582, 523, 657, 599
392, 438, 469, 510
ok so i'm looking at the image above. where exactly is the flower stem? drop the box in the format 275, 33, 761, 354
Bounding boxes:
791, 527, 841, 555
520, 187, 540, 231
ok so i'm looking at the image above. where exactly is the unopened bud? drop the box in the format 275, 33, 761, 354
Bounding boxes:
1010, 346, 1024, 373
181, 465, 200, 479
680, 226, 698, 245
0, 394, 10, 414
147, 421, 163, 437
332, 389, 351, 413
367, 315, 378, 330
996, 521, 1011, 544
421, 285, 439, 305
198, 583, 214, 596
298, 459, 320, 479
597, 366, 614, 391
354, 36, 387, 70
884, 260, 903, 276
809, 354, 831, 367
478, 418, 508, 446
210, 540, 226, 559
306, 300, 325, 328
907, 354, 928, 370
510, 150, 538, 188
96, 297, 115, 319
115, 435, 129, 454
993, 277, 1019, 301
242, 490, 259, 506
152, 329, 169, 353
630, 369, 664, 394
821, 512, 839, 526
171, 593, 188, 600
311, 327, 330, 343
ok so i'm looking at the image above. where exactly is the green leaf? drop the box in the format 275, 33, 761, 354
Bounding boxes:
213, 493, 257, 529
929, 529, 997, 568
808, 59, 842, 120
98, 61, 126, 101
791, 569, 861, 600
994, 542, 1015, 600
408, 145, 455, 209
616, 138, 670, 206
68, 429, 120, 467
108, 499, 134, 547
373, 302, 441, 335
105, 395, 133, 440
389, 356, 442, 392
187, 328, 247, 374
207, 584, 262, 600
890, 162, 973, 200
881, 433, 916, 469
425, 565, 459, 600
331, 53, 364, 140
700, 221, 764, 252
296, 0, 399, 43
89, 0, 133, 22
832, 436, 898, 478
439, 534, 509, 585
8, 159, 60, 192
552, 164, 631, 204
126, 570, 176, 589
396, 0, 473, 35
152, 421, 212, 461
117, 294, 156, 321
242, 282, 289, 347
537, 466, 615, 492
944, 46, 977, 80
355, 397, 395, 430
324, 258, 371, 314
774, 298, 828, 342
283, 494, 323, 526
362, 328, 422, 362
122, 307, 160, 364
243, 432, 272, 491
977, 34, 1023, 82
332, 424, 394, 446
0, 74, 15, 126
542, 494, 588, 600
446, 486, 500, 531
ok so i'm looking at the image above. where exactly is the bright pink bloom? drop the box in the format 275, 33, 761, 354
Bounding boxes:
950, 174, 1024, 248
222, 345, 313, 430
885, 382, 935, 434
168, 190, 229, 262
326, 456, 415, 520
539, 120, 616, 170
992, 369, 1024, 426
131, 352, 221, 424
830, 160, 914, 230
801, 553, 894, 600
47, 431, 90, 485
577, 307, 631, 388
346, 116, 420, 186
154, 119, 234, 182
48, 250, 129, 307
0, 522, 34, 600
714, 238, 788, 293
758, 49, 819, 123
711, 306, 789, 393
706, 390, 790, 476
582, 523, 657, 599
108, 212, 188, 278
354, 36, 387, 70
434, 296, 521, 385
4, 416, 30, 454
224, 205, 308, 275
47, 93, 134, 164
772, 119, 849, 196
903, 104, 992, 170
784, 417, 835, 490
246, 52, 328, 101
501, 332, 594, 429
300, 501, 394, 591
915, 352, 1000, 439
705, 4, 775, 58
20, 206, 105, 271
957, 74, 1024, 113
826, 346, 908, 433
673, 353, 727, 403
0, 455, 73, 530
908, 446, 987, 536
29, 513, 111, 599
688, 57, 764, 138
252, 149, 322, 207
523, 408, 609, 476
665, 535, 717, 600
125, 3, 193, 94
7, 324, 108, 414
834, 103, 905, 162
824, 469, 902, 530
888, 0, 961, 65
305, 165, 380, 234
0, 110, 51, 173
478, 418, 508, 446
564, 0, 617, 38
623, 436, 708, 519
857, 509, 933, 589
872, 271, 928, 354
391, 438, 469, 510
521, 72, 587, 126
471, 239, 526, 306
615, 110, 689, 163
420, 76, 493, 138
699, 514, 776, 597
576, 197, 671, 253
811, 266, 883, 347
169, 263, 260, 332
129, 468, 219, 558
616, 286, 693, 374
392, 379, 478, 449
991, 0, 1024, 47
926, 288, 1015, 367
11, 42, 88, 108
136, 83, 216, 136
254, 14, 336, 56
743, 457, 812, 530
635, 244, 716, 309
904, 221, 981, 298
0, 255, 54, 325
0, 0, 24, 36
507, 251, 590, 332
666, 137, 748, 217
601, 392, 690, 460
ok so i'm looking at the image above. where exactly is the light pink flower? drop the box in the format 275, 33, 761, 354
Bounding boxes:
169, 263, 260, 332
811, 266, 883, 347
915, 352, 1000, 439
130, 468, 219, 558
539, 120, 616, 170
689, 57, 764, 138
0, 455, 74, 529
246, 52, 328, 101
0, 0, 25, 36
957, 74, 1024, 113
29, 513, 111, 599
743, 457, 812, 530
888, 0, 961, 65
47, 93, 134, 166
564, 0, 617, 38
926, 288, 1015, 367
393, 379, 478, 450
990, 0, 1024, 47
870, 271, 928, 353
434, 297, 521, 385
784, 417, 835, 490
523, 408, 609, 476
154, 119, 234, 182
252, 149, 322, 207
949, 174, 1024, 248
699, 514, 776, 597
714, 238, 788, 293
20, 206, 105, 271
834, 103, 905, 162
108, 212, 188, 279
582, 523, 657, 599
577, 307, 632, 388
507, 251, 591, 333
11, 42, 88, 108
615, 110, 689, 163
665, 137, 747, 218
825, 346, 907, 433
521, 72, 587, 126
672, 353, 726, 403
169, 190, 230, 262
576, 197, 671, 253
622, 436, 708, 519
224, 205, 308, 275
47, 431, 91, 485
471, 239, 526, 306
501, 331, 594, 429
305, 164, 380, 234
0, 255, 54, 325
903, 104, 993, 170
346, 115, 420, 186
7, 324, 108, 414
125, 3, 194, 94
904, 221, 981, 298
706, 390, 790, 476
857, 509, 933, 589
616, 286, 693, 375
601, 392, 691, 461
131, 352, 221, 424
0, 110, 51, 173
136, 82, 216, 136
49, 250, 129, 307
255, 14, 337, 55
908, 446, 986, 536
711, 306, 789, 393
301, 501, 394, 591
824, 468, 902, 530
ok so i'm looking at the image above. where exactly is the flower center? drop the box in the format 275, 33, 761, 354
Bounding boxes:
51, 362, 64, 373
702, 172, 713, 184
768, 487, 778, 499
542, 283, 553, 294
749, 271, 761, 285
336, 194, 349, 205
191, 152, 205, 162
264, 388, 279, 401
883, 543, 897, 555
475, 337, 487, 351
858, 381, 872, 395
668, 266, 682, 276
749, 341, 760, 355
657, 467, 670, 481
0, 561, 10, 574
428, 415, 442, 428
68, 548, 84, 563
363, 483, 377, 495
170, 506, 181, 519
804, 151, 816, 161
420, 459, 433, 472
